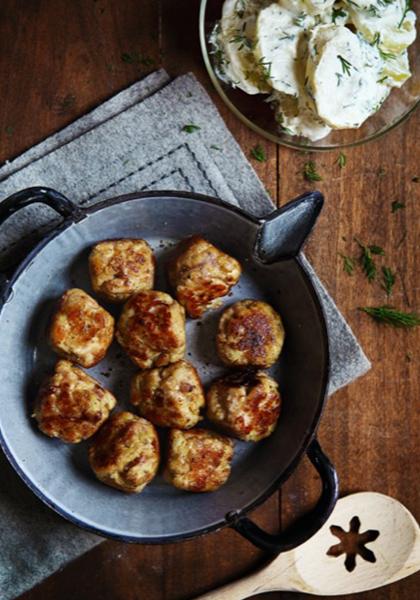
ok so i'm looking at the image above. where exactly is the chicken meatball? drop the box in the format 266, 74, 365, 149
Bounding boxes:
207, 370, 281, 442
164, 428, 234, 492
131, 360, 205, 429
217, 300, 284, 367
167, 236, 241, 318
89, 239, 155, 303
49, 288, 114, 368
116, 290, 186, 369
34, 360, 116, 443
89, 411, 159, 493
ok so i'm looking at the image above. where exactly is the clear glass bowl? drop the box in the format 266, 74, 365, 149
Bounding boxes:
199, 0, 420, 151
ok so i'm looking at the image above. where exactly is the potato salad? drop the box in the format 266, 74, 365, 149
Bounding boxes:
212, 0, 417, 141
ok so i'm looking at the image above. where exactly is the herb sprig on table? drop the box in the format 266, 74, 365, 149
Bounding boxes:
355, 238, 384, 282
337, 152, 346, 169
250, 144, 267, 162
382, 266, 396, 296
358, 307, 420, 328
391, 200, 405, 212
339, 253, 355, 275
338, 234, 418, 328
303, 161, 322, 182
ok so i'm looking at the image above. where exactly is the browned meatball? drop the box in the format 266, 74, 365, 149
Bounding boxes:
49, 288, 114, 368
89, 411, 159, 493
131, 360, 205, 429
207, 370, 281, 442
164, 428, 234, 492
217, 300, 284, 367
116, 290, 186, 369
34, 360, 116, 443
167, 236, 241, 318
89, 239, 155, 303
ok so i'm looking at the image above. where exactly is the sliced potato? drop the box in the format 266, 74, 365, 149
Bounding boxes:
217, 0, 270, 94
379, 50, 411, 88
345, 0, 416, 55
255, 3, 314, 96
273, 92, 332, 141
306, 25, 390, 129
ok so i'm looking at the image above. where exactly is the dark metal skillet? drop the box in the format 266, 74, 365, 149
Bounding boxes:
0, 187, 338, 553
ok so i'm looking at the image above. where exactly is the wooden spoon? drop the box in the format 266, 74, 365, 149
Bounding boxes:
196, 492, 419, 598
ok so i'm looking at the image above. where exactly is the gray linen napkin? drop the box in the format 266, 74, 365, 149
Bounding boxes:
0, 70, 370, 600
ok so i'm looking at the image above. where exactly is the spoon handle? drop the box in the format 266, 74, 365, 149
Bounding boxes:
195, 570, 272, 600
194, 557, 295, 600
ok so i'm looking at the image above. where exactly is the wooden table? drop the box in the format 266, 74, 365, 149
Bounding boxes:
1, 1, 418, 599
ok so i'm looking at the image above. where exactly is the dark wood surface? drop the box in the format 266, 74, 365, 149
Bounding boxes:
0, 1, 418, 599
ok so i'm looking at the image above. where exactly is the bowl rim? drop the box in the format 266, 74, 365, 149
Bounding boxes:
199, 0, 420, 152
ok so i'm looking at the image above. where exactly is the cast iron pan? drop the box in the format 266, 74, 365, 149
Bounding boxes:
0, 187, 339, 553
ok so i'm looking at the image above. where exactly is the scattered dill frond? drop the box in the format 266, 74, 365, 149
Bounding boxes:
250, 144, 267, 162
391, 200, 405, 212
382, 266, 396, 296
303, 161, 322, 182
355, 238, 384, 282
182, 124, 201, 133
339, 253, 355, 275
337, 152, 347, 168
359, 306, 420, 328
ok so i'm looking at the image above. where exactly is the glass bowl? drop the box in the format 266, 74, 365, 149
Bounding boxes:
199, 0, 420, 151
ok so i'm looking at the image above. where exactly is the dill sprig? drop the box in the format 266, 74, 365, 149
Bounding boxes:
382, 266, 396, 296
250, 144, 267, 162
182, 124, 201, 133
398, 0, 411, 28
303, 161, 322, 182
258, 56, 272, 80
293, 12, 306, 26
337, 152, 347, 168
355, 238, 384, 282
339, 253, 355, 275
391, 200, 405, 212
359, 306, 420, 328
371, 33, 397, 60
229, 33, 254, 51
337, 55, 352, 75
332, 7, 347, 23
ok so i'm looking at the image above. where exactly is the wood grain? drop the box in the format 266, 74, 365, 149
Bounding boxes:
0, 1, 418, 599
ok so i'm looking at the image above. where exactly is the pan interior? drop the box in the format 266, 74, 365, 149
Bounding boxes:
0, 194, 327, 541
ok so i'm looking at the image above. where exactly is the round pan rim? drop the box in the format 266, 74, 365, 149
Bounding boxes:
0, 190, 330, 544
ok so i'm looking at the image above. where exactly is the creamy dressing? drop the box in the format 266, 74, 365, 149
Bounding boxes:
213, 0, 417, 141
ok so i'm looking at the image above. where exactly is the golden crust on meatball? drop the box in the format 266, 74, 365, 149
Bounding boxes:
49, 288, 114, 368
89, 239, 155, 303
34, 360, 116, 443
217, 300, 284, 367
89, 411, 159, 493
207, 370, 281, 442
167, 236, 241, 318
164, 428, 234, 492
116, 290, 186, 369
131, 360, 205, 429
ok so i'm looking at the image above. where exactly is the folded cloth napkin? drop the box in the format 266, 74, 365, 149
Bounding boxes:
0, 70, 370, 600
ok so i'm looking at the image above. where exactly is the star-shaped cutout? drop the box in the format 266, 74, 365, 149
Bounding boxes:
327, 516, 380, 572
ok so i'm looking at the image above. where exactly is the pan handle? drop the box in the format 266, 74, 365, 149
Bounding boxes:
0, 187, 83, 301
227, 438, 339, 554
0, 186, 82, 226
256, 191, 323, 262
